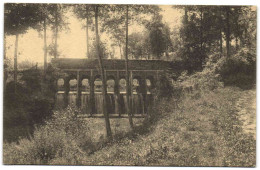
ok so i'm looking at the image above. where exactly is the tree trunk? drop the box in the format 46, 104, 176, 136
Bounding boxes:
200, 8, 204, 69
225, 7, 230, 58
86, 5, 90, 58
218, 8, 223, 55
44, 17, 47, 73
94, 5, 112, 139
220, 28, 223, 54
125, 5, 134, 129
14, 33, 19, 94
4, 34, 6, 60
54, 5, 58, 58
4, 34, 8, 94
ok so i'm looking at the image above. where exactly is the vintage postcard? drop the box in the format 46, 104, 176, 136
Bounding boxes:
3, 1, 256, 167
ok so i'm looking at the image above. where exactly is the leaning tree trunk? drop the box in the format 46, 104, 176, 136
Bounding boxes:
14, 33, 19, 94
44, 17, 47, 73
125, 5, 134, 129
94, 5, 112, 139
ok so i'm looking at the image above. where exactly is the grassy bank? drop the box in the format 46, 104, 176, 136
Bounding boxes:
3, 87, 256, 166
81, 87, 256, 166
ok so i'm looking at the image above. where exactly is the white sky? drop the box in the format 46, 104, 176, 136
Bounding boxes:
5, 5, 182, 66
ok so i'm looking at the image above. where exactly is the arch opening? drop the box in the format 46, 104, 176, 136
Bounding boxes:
57, 78, 64, 91
68, 79, 77, 106
81, 78, 90, 92
107, 79, 115, 93
94, 78, 102, 92
146, 78, 152, 94
119, 78, 126, 93
132, 78, 141, 94
69, 79, 77, 91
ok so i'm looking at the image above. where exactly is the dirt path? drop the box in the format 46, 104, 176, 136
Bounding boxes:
236, 89, 256, 139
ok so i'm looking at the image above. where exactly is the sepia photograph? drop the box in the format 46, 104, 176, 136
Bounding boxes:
2, 0, 257, 167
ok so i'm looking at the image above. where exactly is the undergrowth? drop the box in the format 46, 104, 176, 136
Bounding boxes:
3, 88, 256, 166
80, 87, 256, 166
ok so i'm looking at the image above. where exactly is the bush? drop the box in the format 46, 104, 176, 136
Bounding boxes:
177, 54, 225, 92
3, 107, 92, 165
176, 48, 256, 92
219, 48, 256, 89
153, 74, 173, 100
4, 66, 58, 142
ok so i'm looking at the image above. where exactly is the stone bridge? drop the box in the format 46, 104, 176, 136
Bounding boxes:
51, 58, 171, 117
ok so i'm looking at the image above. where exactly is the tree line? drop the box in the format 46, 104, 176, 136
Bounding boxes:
174, 5, 256, 72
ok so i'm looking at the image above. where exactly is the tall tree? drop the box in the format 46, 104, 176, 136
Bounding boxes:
4, 3, 41, 93
176, 6, 228, 71
124, 5, 134, 129
124, 5, 159, 128
175, 5, 254, 72
128, 32, 150, 59
73, 4, 94, 58
94, 5, 112, 139
34, 4, 49, 73
32, 4, 69, 72
225, 6, 231, 58
145, 14, 172, 59
102, 4, 160, 128
47, 4, 69, 58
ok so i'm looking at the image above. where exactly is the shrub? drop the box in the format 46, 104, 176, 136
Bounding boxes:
219, 48, 256, 89
176, 47, 256, 92
3, 107, 92, 165
153, 74, 173, 100
4, 66, 58, 142
178, 54, 225, 92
